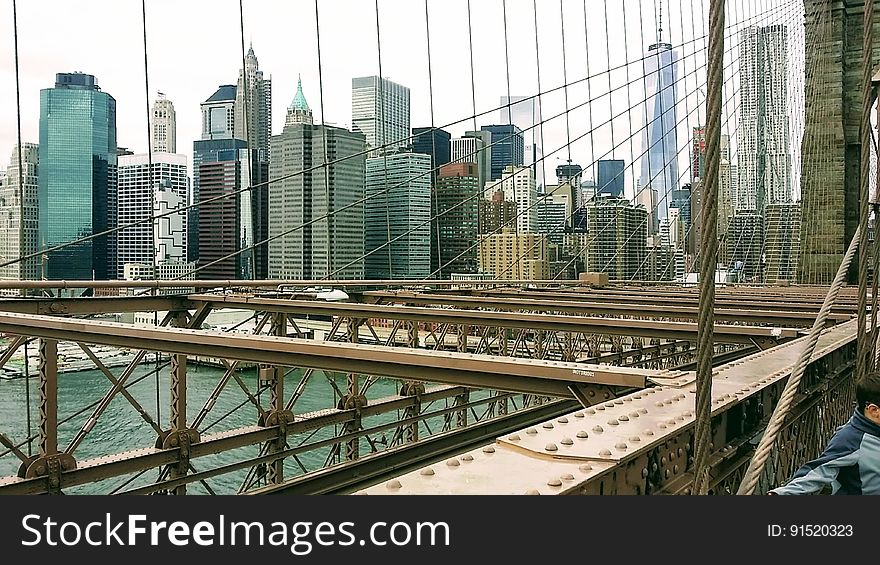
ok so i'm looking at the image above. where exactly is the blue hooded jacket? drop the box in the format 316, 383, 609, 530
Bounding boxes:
770, 409, 880, 495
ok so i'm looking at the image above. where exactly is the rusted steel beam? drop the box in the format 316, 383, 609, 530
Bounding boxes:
189, 295, 798, 342
365, 291, 854, 320
0, 312, 657, 397
0, 295, 189, 315
0, 384, 558, 494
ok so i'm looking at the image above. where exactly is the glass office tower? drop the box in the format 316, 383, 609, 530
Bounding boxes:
38, 72, 117, 280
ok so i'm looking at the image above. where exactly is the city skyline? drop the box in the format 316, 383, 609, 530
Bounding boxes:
0, 0, 801, 200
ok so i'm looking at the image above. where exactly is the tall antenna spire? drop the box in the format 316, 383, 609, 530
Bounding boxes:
658, 0, 663, 43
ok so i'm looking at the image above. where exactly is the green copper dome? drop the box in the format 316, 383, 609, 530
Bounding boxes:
289, 75, 310, 112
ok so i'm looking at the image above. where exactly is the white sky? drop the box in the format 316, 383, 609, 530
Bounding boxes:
0, 0, 800, 200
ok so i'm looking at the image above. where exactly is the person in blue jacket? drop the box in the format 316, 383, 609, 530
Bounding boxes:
769, 371, 880, 495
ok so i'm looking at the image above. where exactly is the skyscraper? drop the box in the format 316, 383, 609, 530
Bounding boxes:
727, 213, 765, 281
152, 92, 176, 153
191, 84, 238, 262
451, 131, 491, 190
640, 40, 679, 225
736, 25, 791, 212
38, 72, 117, 280
412, 127, 451, 275
484, 165, 537, 234
500, 96, 543, 186
0, 143, 39, 284
234, 45, 271, 277
481, 124, 524, 181
234, 44, 272, 162
411, 128, 451, 170
478, 229, 548, 280
116, 153, 188, 278
585, 195, 648, 280
537, 195, 568, 245
691, 126, 705, 182
269, 81, 367, 280
352, 76, 411, 156
597, 159, 625, 197
479, 190, 517, 235
764, 203, 801, 283
196, 149, 254, 279
285, 75, 313, 127
365, 152, 432, 278
194, 84, 267, 279
436, 162, 480, 275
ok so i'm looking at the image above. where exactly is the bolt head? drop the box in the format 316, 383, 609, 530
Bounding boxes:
386, 480, 402, 490
482, 446, 496, 454
508, 434, 521, 442
576, 431, 589, 439
593, 425, 604, 433
526, 428, 538, 435
599, 449, 612, 457
542, 423, 554, 429
557, 417, 569, 424
561, 473, 575, 481
462, 454, 474, 462
547, 479, 563, 487
579, 464, 593, 472
560, 438, 574, 446
420, 468, 435, 476
446, 458, 460, 467
545, 443, 559, 452
525, 489, 541, 495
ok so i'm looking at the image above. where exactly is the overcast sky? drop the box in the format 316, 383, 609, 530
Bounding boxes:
1, 0, 802, 200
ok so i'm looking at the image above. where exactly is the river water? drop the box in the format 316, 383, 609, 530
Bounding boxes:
0, 361, 412, 494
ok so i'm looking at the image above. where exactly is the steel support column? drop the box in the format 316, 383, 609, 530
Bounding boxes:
38, 339, 57, 458
168, 312, 190, 495
345, 318, 363, 461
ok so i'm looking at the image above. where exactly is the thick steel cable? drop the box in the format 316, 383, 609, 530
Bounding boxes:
857, 0, 875, 381
11, 0, 32, 455
736, 225, 861, 495
692, 0, 724, 496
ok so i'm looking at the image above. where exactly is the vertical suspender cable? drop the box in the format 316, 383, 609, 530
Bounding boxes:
11, 0, 31, 453
425, 0, 442, 277
314, 0, 333, 277
141, 0, 161, 427
238, 0, 254, 280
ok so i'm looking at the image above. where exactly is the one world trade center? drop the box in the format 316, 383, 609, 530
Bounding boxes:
640, 40, 679, 234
